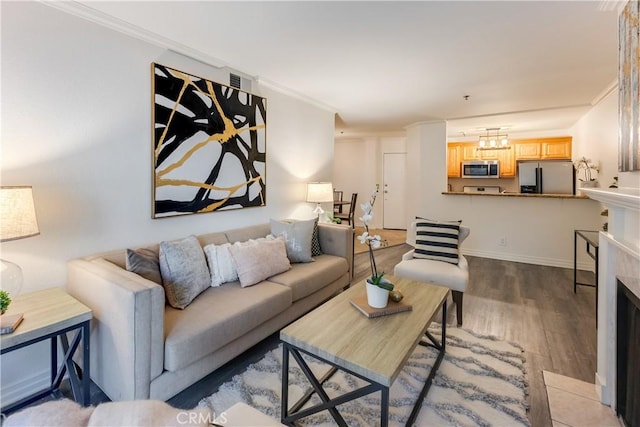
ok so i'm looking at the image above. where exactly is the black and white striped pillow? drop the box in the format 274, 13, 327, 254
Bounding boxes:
414, 219, 461, 264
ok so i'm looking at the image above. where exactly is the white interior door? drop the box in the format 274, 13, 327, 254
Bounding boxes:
383, 153, 407, 229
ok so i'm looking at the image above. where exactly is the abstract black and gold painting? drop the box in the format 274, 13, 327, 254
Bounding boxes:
152, 63, 266, 218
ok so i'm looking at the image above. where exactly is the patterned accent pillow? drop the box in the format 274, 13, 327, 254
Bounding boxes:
228, 238, 291, 287
125, 248, 161, 284
270, 218, 315, 263
311, 218, 322, 256
413, 219, 462, 264
159, 235, 210, 309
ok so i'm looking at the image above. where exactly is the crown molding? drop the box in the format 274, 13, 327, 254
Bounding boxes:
591, 79, 618, 106
40, 1, 334, 113
40, 1, 235, 72
255, 77, 336, 113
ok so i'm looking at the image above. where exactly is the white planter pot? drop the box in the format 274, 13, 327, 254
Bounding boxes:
366, 281, 390, 308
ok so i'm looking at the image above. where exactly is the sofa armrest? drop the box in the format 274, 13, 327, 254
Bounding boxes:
318, 223, 353, 274
67, 258, 165, 401
401, 249, 415, 261
458, 254, 469, 273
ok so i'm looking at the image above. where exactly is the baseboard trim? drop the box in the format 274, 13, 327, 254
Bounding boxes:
1, 368, 50, 408
462, 248, 595, 271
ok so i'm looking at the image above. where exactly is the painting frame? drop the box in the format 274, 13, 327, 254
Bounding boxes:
618, 0, 640, 172
151, 63, 267, 218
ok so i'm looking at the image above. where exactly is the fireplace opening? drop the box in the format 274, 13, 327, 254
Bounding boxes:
616, 278, 640, 427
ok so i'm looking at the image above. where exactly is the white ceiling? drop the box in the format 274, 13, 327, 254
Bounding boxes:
69, 1, 621, 139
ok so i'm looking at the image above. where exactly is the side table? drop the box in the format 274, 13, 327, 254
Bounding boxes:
573, 229, 599, 323
0, 288, 92, 414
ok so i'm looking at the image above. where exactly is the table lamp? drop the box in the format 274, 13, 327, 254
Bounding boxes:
0, 186, 40, 299
306, 182, 333, 220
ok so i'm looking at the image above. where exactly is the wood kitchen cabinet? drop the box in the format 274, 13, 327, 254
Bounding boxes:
514, 141, 542, 160
514, 137, 572, 160
497, 147, 515, 177
478, 149, 499, 160
448, 142, 515, 178
541, 137, 572, 159
462, 145, 481, 160
447, 144, 461, 177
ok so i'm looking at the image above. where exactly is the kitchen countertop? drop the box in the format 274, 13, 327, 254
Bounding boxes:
443, 191, 590, 199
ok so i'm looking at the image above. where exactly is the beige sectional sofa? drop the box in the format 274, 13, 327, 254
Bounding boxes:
67, 222, 353, 402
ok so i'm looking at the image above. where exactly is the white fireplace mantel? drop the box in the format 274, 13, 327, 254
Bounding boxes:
581, 187, 640, 411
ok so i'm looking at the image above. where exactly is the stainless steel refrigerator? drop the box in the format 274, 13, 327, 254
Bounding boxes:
518, 160, 575, 194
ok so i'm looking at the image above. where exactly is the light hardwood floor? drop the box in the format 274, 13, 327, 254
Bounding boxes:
7, 244, 598, 427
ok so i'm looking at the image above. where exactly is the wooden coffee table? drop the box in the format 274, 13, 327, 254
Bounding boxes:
280, 275, 449, 427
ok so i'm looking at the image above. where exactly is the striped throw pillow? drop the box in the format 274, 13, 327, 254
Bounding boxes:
414, 219, 461, 264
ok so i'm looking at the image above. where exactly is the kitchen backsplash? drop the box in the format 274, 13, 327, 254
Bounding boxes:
448, 177, 520, 193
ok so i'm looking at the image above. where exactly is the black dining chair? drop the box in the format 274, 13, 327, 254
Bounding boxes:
335, 193, 357, 228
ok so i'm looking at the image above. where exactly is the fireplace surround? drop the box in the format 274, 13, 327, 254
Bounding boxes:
581, 188, 640, 420
616, 277, 640, 427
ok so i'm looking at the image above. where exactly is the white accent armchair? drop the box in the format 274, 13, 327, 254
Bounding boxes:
393, 221, 470, 326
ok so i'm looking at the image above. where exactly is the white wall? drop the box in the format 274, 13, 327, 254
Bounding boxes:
405, 121, 602, 269
571, 90, 619, 189
571, 89, 640, 190
0, 1, 334, 404
333, 135, 406, 229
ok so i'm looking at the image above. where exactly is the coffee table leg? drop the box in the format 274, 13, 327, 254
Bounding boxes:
281, 344, 290, 424
381, 387, 389, 427
409, 301, 447, 426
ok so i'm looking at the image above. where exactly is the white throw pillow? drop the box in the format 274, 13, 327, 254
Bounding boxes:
159, 235, 210, 309
228, 238, 291, 287
204, 243, 237, 287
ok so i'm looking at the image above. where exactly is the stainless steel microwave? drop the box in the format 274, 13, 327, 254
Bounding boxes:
461, 160, 499, 178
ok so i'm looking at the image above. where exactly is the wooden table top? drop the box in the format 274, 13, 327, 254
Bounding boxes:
280, 275, 449, 387
0, 287, 92, 350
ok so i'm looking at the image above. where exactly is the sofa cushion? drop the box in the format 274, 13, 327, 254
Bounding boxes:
229, 238, 291, 287
394, 256, 468, 292
267, 254, 348, 301
159, 235, 210, 309
125, 248, 161, 285
163, 282, 292, 372
270, 218, 315, 263
414, 219, 461, 264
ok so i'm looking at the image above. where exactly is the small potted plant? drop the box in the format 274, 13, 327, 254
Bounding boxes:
357, 186, 394, 308
574, 157, 599, 188
0, 290, 12, 315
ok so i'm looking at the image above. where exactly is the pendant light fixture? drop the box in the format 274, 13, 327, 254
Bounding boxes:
478, 128, 509, 150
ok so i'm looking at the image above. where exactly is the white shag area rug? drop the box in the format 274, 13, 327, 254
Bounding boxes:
200, 325, 530, 427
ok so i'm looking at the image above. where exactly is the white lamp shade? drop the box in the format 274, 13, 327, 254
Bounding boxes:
306, 182, 334, 203
0, 186, 40, 242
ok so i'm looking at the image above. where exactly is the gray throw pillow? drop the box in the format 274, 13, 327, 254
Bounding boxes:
270, 218, 315, 263
159, 235, 210, 309
125, 248, 161, 284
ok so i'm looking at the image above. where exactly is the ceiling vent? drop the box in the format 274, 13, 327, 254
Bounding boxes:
229, 73, 241, 89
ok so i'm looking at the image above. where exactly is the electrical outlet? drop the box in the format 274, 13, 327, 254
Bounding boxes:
499, 237, 507, 247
